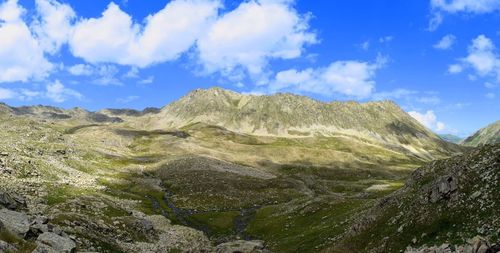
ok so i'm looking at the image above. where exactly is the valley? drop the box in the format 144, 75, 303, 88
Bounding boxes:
0, 88, 497, 253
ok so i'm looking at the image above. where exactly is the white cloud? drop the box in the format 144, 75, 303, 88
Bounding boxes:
434, 34, 456, 50
196, 0, 317, 80
70, 0, 221, 67
408, 110, 447, 132
124, 67, 139, 79
450, 35, 500, 81
485, 82, 498, 88
485, 92, 496, 98
0, 0, 52, 83
94, 65, 122, 86
464, 35, 498, 76
267, 56, 386, 98
0, 88, 17, 99
379, 36, 394, 43
360, 41, 370, 50
68, 64, 94, 76
138, 76, 154, 85
45, 80, 82, 103
116, 95, 139, 103
32, 0, 75, 54
431, 0, 500, 14
429, 0, 500, 31
448, 64, 463, 73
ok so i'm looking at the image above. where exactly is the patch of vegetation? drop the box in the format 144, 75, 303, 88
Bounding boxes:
46, 184, 95, 206
0, 228, 37, 253
186, 211, 240, 240
246, 198, 368, 253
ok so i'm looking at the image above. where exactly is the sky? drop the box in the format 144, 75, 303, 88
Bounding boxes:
0, 0, 499, 137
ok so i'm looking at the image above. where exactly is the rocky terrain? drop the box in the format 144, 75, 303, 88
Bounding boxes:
0, 87, 496, 253
325, 143, 499, 253
461, 121, 500, 147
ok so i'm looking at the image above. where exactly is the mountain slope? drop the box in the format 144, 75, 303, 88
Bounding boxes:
439, 134, 463, 144
140, 87, 461, 159
326, 143, 500, 253
461, 120, 500, 146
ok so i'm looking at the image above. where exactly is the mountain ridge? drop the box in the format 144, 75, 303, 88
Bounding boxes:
461, 120, 500, 147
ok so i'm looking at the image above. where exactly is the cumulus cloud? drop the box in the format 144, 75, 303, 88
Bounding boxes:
434, 34, 456, 50
46, 80, 82, 103
265, 55, 386, 98
0, 0, 52, 82
431, 0, 500, 13
0, 80, 82, 103
464, 35, 498, 76
32, 0, 76, 54
408, 110, 446, 132
69, 0, 221, 67
196, 0, 317, 80
429, 0, 500, 30
450, 35, 500, 81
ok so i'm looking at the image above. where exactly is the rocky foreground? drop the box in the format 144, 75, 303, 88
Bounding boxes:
0, 189, 270, 253
325, 143, 500, 253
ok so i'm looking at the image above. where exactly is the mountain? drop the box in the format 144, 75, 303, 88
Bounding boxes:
140, 87, 461, 160
326, 143, 500, 253
439, 134, 463, 144
461, 120, 500, 146
0, 87, 472, 253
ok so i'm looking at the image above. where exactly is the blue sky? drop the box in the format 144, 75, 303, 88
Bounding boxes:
0, 0, 499, 136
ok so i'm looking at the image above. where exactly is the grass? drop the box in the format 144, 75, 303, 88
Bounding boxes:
46, 184, 96, 206
187, 211, 240, 239
246, 198, 369, 253
0, 228, 37, 253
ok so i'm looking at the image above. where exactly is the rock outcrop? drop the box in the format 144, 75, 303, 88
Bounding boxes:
405, 236, 500, 253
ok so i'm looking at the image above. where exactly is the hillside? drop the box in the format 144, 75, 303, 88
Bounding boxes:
461, 121, 500, 147
326, 143, 500, 253
439, 134, 463, 144
140, 87, 460, 160
0, 88, 469, 253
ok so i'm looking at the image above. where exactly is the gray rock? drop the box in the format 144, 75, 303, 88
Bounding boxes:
0, 240, 17, 252
216, 240, 266, 253
428, 176, 458, 203
0, 208, 30, 236
135, 218, 154, 234
0, 191, 26, 210
36, 232, 76, 253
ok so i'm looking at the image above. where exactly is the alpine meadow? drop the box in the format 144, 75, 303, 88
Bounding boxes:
0, 0, 498, 253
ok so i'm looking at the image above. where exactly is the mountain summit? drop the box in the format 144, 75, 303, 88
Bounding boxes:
139, 87, 460, 159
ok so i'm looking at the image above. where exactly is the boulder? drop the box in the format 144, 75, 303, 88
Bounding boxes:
428, 176, 458, 203
0, 208, 30, 236
35, 232, 76, 253
0, 191, 27, 210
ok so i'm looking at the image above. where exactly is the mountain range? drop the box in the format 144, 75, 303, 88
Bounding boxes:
0, 87, 497, 253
